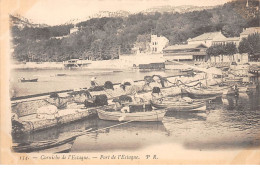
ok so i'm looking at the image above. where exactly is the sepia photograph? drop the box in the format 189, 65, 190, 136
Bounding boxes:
0, 0, 260, 165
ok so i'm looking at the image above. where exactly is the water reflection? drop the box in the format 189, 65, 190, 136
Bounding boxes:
71, 120, 167, 152
223, 92, 259, 111
165, 111, 207, 121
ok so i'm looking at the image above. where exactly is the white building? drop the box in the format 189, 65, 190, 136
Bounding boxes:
163, 44, 208, 62
70, 26, 79, 34
187, 32, 226, 47
150, 35, 169, 53
212, 37, 240, 47
240, 27, 260, 40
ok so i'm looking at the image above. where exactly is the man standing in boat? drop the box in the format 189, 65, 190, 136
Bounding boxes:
151, 87, 164, 103
90, 77, 98, 88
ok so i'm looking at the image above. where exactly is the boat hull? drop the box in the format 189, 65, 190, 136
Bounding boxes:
97, 109, 166, 122
151, 100, 206, 112
181, 88, 223, 99
12, 136, 76, 153
21, 78, 38, 82
37, 142, 73, 153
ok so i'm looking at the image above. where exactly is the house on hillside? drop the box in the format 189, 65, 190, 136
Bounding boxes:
240, 27, 260, 40
70, 26, 79, 34
51, 35, 69, 40
212, 37, 240, 47
187, 32, 226, 47
150, 35, 169, 53
163, 44, 208, 62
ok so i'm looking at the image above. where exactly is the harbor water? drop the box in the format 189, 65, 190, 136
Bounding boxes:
11, 68, 176, 97
11, 68, 260, 152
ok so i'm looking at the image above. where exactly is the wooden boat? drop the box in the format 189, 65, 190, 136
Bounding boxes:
63, 59, 91, 68
180, 68, 193, 72
37, 142, 74, 153
224, 77, 243, 83
12, 136, 76, 153
151, 98, 206, 112
97, 108, 166, 122
12, 127, 93, 153
113, 70, 123, 73
20, 78, 38, 82
181, 87, 223, 99
238, 86, 248, 93
56, 74, 67, 76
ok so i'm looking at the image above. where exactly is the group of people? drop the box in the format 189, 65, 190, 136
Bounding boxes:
89, 76, 167, 113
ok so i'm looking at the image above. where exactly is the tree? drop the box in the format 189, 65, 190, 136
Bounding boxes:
207, 42, 237, 62
207, 44, 221, 62
247, 33, 260, 55
206, 44, 220, 57
224, 42, 237, 61
238, 37, 249, 54
135, 34, 151, 53
239, 33, 260, 61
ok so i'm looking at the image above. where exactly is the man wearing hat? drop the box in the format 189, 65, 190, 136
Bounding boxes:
90, 77, 97, 88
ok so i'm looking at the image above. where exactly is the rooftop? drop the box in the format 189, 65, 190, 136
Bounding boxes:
151, 35, 169, 41
188, 32, 223, 41
213, 37, 240, 42
163, 44, 207, 51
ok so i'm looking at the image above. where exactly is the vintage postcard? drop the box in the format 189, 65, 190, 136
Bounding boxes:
1, 0, 260, 165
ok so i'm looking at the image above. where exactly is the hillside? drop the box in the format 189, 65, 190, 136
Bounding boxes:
141, 5, 215, 14
10, 15, 48, 28
11, 0, 260, 62
66, 10, 130, 25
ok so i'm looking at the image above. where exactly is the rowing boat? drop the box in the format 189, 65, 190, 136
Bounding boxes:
224, 77, 243, 83
12, 136, 76, 153
181, 87, 223, 99
97, 108, 166, 122
151, 97, 206, 112
20, 78, 38, 82
12, 127, 93, 153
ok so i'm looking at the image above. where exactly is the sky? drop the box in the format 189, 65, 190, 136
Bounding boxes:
22, 0, 231, 26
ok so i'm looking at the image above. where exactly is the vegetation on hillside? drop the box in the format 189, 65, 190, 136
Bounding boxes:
11, 0, 260, 62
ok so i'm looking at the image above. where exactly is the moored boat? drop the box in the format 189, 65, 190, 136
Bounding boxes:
181, 87, 223, 99
224, 77, 243, 83
63, 59, 91, 68
151, 97, 206, 112
56, 73, 67, 76
180, 68, 193, 72
20, 78, 38, 82
97, 108, 166, 122
12, 135, 76, 153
